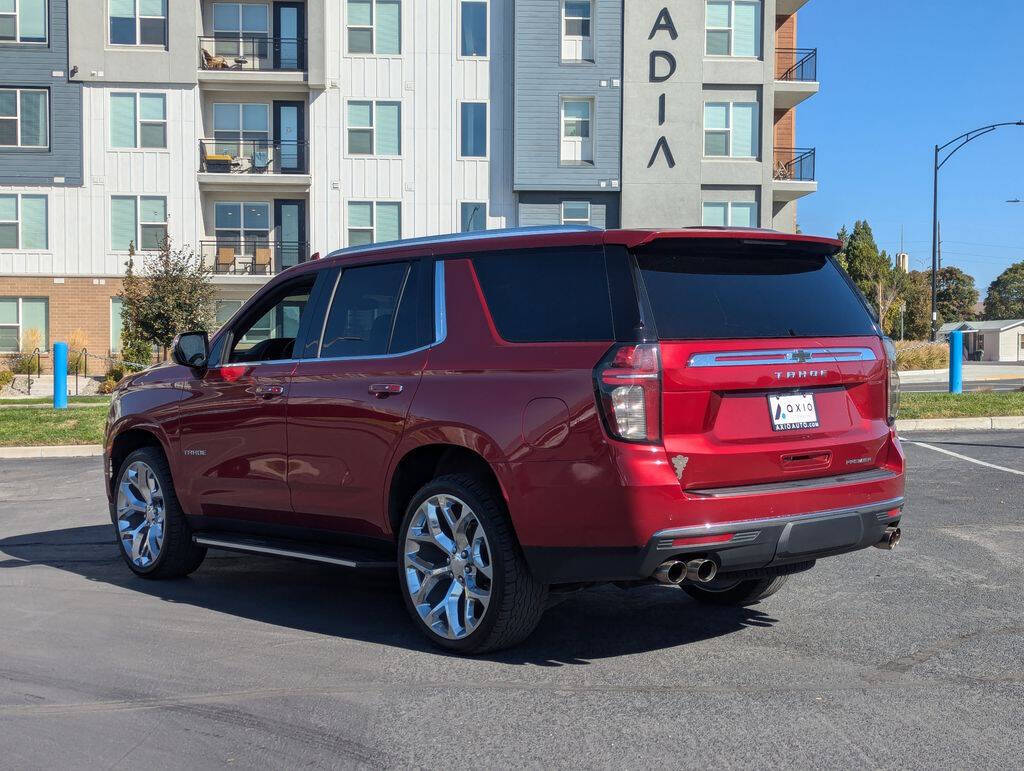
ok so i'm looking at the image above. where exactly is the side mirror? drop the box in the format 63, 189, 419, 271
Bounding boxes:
171, 331, 210, 370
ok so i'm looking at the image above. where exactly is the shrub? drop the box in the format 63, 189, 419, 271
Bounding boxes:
894, 341, 949, 371
0, 368, 12, 390
8, 352, 41, 375
105, 363, 127, 382
100, 377, 118, 395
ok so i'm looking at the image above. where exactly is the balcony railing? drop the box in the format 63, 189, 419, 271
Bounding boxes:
198, 36, 306, 72
201, 241, 310, 275
773, 148, 816, 182
776, 48, 817, 82
199, 139, 308, 175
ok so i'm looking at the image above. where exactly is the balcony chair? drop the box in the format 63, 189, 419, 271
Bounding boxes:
215, 247, 237, 274
201, 49, 231, 70
253, 247, 273, 274
251, 150, 271, 173
200, 143, 233, 173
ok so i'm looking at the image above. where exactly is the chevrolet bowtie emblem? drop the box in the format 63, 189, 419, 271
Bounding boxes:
791, 350, 813, 363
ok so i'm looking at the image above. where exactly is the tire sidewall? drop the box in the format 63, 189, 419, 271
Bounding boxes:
113, 448, 172, 577
397, 478, 506, 653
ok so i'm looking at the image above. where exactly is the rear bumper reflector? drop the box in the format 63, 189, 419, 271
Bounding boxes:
671, 533, 735, 548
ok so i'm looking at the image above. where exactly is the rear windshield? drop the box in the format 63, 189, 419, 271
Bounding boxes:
634, 242, 878, 340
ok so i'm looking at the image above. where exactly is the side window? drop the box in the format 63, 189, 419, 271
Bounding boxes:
471, 247, 613, 342
319, 261, 424, 358
227, 278, 315, 363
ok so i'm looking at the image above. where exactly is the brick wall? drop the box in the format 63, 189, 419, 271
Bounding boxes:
775, 13, 798, 78
774, 107, 796, 150
0, 276, 123, 373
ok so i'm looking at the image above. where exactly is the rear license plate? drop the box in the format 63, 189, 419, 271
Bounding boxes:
768, 393, 819, 431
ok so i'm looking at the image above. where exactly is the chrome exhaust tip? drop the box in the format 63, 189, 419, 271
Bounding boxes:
873, 526, 901, 551
654, 560, 687, 585
685, 559, 718, 584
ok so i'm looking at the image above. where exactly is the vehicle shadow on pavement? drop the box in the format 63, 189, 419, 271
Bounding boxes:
0, 525, 778, 666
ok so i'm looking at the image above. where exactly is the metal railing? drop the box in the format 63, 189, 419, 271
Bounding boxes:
198, 36, 306, 71
200, 240, 310, 275
776, 48, 817, 82
199, 139, 309, 175
773, 147, 816, 182
26, 347, 41, 394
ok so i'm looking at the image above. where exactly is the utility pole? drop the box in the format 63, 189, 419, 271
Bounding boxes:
937, 221, 942, 271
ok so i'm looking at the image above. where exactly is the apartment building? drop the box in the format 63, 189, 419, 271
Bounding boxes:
0, 0, 818, 369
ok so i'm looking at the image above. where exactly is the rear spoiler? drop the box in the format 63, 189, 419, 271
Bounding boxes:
606, 229, 842, 255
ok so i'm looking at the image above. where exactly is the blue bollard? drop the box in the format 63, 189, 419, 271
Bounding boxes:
53, 342, 68, 409
948, 330, 963, 395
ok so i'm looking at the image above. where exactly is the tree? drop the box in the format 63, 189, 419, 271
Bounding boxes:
118, 246, 155, 368
834, 225, 850, 272
842, 221, 892, 307
901, 270, 934, 340
119, 239, 215, 361
935, 266, 979, 324
984, 260, 1024, 320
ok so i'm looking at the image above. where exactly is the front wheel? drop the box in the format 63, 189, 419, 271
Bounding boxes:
682, 574, 790, 606
398, 473, 547, 654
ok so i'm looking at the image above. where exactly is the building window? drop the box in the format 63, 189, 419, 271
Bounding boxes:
560, 97, 593, 164
561, 0, 592, 62
212, 3, 269, 59
702, 201, 758, 227
460, 0, 486, 57
213, 102, 269, 157
0, 0, 47, 43
561, 200, 591, 225
215, 299, 243, 328
0, 193, 47, 250
704, 101, 758, 158
461, 202, 486, 232
110, 0, 167, 47
0, 88, 48, 148
0, 297, 48, 353
705, 1, 761, 58
347, 100, 401, 156
110, 297, 124, 352
111, 195, 167, 252
214, 201, 271, 269
110, 92, 167, 149
347, 201, 401, 246
460, 102, 487, 158
347, 0, 400, 55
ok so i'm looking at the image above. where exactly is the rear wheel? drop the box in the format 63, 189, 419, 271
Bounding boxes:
113, 447, 206, 579
682, 574, 790, 606
398, 473, 547, 653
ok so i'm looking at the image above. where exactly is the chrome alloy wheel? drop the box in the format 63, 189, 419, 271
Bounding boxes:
116, 461, 166, 568
403, 494, 494, 640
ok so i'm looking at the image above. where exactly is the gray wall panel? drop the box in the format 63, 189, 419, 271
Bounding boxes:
517, 191, 620, 227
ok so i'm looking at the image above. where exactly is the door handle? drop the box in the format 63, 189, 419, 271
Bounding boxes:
369, 383, 403, 397
251, 384, 286, 398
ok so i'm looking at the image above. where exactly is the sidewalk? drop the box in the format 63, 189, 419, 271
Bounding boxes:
0, 445, 104, 459
900, 362, 1024, 384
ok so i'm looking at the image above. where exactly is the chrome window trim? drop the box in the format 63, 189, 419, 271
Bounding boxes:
687, 346, 877, 368
434, 259, 447, 345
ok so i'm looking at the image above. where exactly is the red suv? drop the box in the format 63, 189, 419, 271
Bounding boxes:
104, 227, 905, 653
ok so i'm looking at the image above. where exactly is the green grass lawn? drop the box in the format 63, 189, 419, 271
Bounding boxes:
0, 405, 108, 446
900, 391, 1024, 420
0, 395, 111, 406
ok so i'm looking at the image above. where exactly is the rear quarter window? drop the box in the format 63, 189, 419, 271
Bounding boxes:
471, 247, 614, 342
634, 241, 879, 340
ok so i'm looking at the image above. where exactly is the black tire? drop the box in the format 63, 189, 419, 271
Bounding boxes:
112, 447, 206, 579
682, 574, 790, 606
397, 473, 547, 654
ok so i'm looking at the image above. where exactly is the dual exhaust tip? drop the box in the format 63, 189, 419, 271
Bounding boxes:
654, 558, 718, 586
873, 525, 901, 551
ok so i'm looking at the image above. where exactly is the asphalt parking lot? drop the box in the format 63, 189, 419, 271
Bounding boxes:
1, 432, 1023, 769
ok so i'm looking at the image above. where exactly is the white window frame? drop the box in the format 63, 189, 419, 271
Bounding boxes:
458, 100, 488, 159
212, 102, 271, 158
346, 100, 401, 157
703, 101, 759, 159
560, 200, 591, 225
704, 0, 761, 58
561, 0, 593, 63
702, 201, 759, 227
0, 87, 49, 149
211, 2, 269, 58
0, 0, 48, 44
346, 200, 402, 246
345, 0, 402, 56
109, 91, 167, 150
458, 0, 488, 59
111, 195, 168, 253
460, 201, 487, 232
214, 200, 272, 252
109, 0, 168, 47
559, 96, 593, 165
0, 193, 48, 251
0, 297, 48, 353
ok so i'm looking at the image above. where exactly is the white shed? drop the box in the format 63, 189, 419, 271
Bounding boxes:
938, 320, 1024, 362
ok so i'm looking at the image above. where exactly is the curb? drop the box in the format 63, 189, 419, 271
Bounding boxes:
0, 444, 104, 459
897, 417, 1024, 432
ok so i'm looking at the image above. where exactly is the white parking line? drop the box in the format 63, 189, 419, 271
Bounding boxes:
903, 440, 1024, 477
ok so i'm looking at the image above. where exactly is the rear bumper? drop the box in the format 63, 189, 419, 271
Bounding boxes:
524, 496, 904, 585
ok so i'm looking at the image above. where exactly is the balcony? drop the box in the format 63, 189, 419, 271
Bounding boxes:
198, 139, 310, 190
776, 0, 811, 14
775, 48, 819, 109
198, 36, 308, 90
201, 240, 310, 277
772, 147, 817, 201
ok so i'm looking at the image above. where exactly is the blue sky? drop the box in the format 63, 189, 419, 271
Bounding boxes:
798, 0, 1024, 297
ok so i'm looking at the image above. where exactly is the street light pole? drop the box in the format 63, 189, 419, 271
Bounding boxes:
930, 121, 1024, 341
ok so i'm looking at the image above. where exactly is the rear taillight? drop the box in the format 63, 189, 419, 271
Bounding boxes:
883, 338, 901, 425
595, 343, 662, 443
